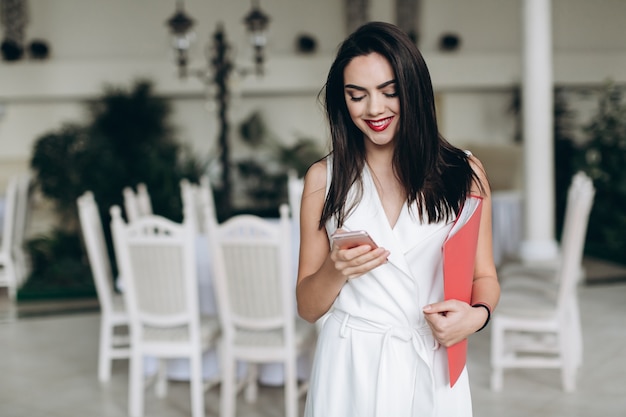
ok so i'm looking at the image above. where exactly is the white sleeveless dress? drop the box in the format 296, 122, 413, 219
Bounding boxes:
303, 159, 473, 417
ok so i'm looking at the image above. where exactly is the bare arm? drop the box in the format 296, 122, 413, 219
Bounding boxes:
295, 160, 390, 323
468, 156, 501, 311
423, 155, 500, 346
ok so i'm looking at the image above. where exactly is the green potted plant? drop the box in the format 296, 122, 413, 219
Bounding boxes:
573, 82, 626, 265
19, 79, 204, 300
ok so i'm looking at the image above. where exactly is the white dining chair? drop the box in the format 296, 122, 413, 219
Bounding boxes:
0, 176, 20, 299
0, 173, 30, 298
12, 173, 31, 288
490, 171, 595, 392
77, 191, 130, 382
110, 205, 220, 417
205, 203, 316, 417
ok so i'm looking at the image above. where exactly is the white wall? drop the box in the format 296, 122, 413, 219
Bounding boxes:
1, 0, 625, 171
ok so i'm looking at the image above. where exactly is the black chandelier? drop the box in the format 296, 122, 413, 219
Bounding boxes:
166, 0, 270, 78
165, 1, 270, 217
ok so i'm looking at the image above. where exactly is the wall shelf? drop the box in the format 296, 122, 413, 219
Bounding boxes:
2, 52, 625, 102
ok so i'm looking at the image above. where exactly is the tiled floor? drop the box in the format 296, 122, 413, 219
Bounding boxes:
1, 279, 625, 417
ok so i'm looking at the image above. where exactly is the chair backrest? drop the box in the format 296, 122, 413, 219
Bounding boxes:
136, 183, 153, 217
180, 179, 198, 232
110, 204, 200, 345
180, 177, 214, 234
123, 187, 141, 223
0, 175, 18, 257
556, 171, 595, 308
123, 183, 153, 223
198, 175, 218, 229
77, 191, 118, 314
206, 204, 293, 344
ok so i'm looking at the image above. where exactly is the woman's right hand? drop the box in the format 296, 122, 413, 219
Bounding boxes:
297, 161, 390, 322
330, 238, 390, 280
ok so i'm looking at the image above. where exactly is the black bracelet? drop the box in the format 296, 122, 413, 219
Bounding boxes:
472, 303, 491, 332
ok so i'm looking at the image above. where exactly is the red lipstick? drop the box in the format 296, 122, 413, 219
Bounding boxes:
366, 116, 393, 132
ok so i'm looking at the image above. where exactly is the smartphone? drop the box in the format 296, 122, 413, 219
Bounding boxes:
331, 230, 378, 249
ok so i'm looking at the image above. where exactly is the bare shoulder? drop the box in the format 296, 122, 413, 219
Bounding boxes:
467, 154, 491, 197
300, 159, 328, 231
303, 159, 328, 196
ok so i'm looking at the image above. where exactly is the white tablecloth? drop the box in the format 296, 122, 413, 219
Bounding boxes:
145, 218, 310, 385
0, 196, 5, 237
491, 190, 523, 266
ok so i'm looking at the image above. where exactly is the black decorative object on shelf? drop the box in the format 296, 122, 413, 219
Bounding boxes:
439, 33, 461, 52
295, 34, 317, 54
28, 39, 50, 60
0, 0, 28, 61
0, 38, 23, 61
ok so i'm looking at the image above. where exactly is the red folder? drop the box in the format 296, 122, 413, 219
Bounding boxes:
442, 196, 483, 387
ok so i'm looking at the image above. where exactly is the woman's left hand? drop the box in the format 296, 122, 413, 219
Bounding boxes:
422, 300, 488, 347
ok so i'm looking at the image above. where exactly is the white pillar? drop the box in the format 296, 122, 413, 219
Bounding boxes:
519, 0, 559, 261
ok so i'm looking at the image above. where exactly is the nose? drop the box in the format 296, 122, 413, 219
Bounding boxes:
366, 95, 385, 117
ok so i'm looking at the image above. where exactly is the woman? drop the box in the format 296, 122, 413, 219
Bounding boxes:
296, 22, 500, 416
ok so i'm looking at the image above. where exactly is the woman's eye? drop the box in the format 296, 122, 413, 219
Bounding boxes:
349, 95, 365, 102
384, 92, 398, 98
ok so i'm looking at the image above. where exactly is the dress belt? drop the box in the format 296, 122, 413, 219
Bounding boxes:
331, 310, 439, 417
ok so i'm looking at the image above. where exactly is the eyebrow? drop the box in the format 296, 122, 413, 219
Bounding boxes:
344, 79, 397, 91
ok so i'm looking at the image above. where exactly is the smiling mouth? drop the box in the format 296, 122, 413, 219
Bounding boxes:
365, 117, 393, 132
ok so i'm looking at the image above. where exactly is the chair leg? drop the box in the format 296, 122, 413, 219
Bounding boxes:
98, 319, 112, 382
129, 351, 144, 417
284, 358, 298, 417
560, 316, 578, 392
491, 368, 503, 392
14, 250, 27, 287
297, 345, 315, 398
243, 363, 258, 403
5, 262, 17, 300
562, 366, 577, 393
220, 352, 236, 417
562, 327, 577, 392
155, 359, 168, 398
190, 351, 205, 417
490, 319, 504, 391
571, 302, 584, 368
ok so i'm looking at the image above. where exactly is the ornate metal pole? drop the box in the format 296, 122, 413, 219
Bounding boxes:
210, 24, 234, 216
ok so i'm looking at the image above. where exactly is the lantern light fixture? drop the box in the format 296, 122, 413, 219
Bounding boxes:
165, 0, 270, 78
243, 0, 270, 75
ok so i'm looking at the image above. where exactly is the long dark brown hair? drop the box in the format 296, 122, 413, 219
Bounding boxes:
319, 21, 482, 229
